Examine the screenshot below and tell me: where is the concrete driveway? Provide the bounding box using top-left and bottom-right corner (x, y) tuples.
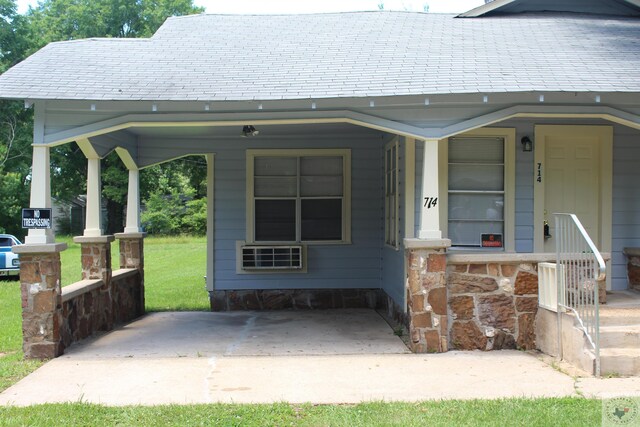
(1, 309), (639, 406)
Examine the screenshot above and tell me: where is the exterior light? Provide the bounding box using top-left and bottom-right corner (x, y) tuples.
(521, 136), (533, 152)
(242, 125), (259, 137)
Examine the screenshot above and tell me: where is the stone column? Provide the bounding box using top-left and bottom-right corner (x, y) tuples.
(115, 232), (146, 316)
(13, 243), (67, 359)
(73, 235), (115, 330)
(404, 238), (451, 353)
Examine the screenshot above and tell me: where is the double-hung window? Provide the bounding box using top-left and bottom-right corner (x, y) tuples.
(247, 149), (351, 244)
(448, 136), (506, 248)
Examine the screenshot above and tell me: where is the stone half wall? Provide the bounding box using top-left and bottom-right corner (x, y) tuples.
(60, 270), (144, 350)
(16, 234), (146, 359)
(447, 261), (539, 351)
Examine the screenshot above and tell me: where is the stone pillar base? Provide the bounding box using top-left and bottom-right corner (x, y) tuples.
(74, 235), (115, 330)
(13, 243), (67, 359)
(623, 248), (640, 292)
(115, 232), (146, 316)
(404, 238), (451, 353)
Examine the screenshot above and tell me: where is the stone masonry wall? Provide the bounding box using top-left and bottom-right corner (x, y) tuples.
(210, 289), (379, 311)
(61, 271), (143, 350)
(406, 248), (448, 353)
(624, 248), (640, 292)
(18, 251), (64, 359)
(448, 262), (539, 351)
(111, 271), (144, 323)
(19, 235), (145, 359)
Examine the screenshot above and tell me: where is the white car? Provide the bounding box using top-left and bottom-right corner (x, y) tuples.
(0, 234), (21, 277)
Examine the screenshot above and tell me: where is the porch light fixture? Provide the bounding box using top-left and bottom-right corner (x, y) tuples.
(242, 125), (259, 137)
(521, 136), (533, 152)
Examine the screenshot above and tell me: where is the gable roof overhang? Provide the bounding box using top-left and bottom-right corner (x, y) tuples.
(459, 0), (640, 17)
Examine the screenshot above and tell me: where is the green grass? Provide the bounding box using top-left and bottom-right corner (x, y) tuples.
(0, 398), (602, 426)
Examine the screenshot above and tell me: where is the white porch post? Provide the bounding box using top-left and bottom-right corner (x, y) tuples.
(418, 139), (443, 239)
(206, 154), (215, 292)
(124, 168), (141, 233)
(84, 157), (103, 237)
(25, 145), (55, 244)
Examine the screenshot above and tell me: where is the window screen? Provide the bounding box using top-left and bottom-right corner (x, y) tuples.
(448, 137), (505, 247)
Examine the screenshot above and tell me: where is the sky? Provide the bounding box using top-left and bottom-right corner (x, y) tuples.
(15, 0), (487, 15)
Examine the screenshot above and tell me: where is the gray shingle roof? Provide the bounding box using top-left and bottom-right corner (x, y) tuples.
(0, 11), (639, 101)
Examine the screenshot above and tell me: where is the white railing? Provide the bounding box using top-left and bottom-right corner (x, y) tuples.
(554, 213), (606, 377)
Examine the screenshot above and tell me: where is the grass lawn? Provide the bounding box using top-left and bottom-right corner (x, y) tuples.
(0, 398), (602, 426)
(0, 236), (606, 425)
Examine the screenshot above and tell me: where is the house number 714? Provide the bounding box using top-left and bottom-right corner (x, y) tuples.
(537, 163), (542, 183)
(424, 197), (438, 208)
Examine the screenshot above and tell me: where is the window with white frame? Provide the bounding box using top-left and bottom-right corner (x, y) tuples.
(448, 137), (506, 248)
(247, 150), (351, 243)
(385, 140), (399, 248)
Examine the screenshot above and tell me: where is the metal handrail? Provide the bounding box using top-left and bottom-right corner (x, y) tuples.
(554, 213), (605, 376)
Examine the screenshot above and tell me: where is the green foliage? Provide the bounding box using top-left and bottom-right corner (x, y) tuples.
(182, 197), (207, 235)
(141, 191), (206, 236)
(51, 142), (87, 203)
(0, 99), (33, 239)
(25, 0), (204, 50)
(0, 171), (27, 236)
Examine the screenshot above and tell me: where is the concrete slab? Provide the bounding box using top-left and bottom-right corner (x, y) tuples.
(577, 376), (640, 399)
(62, 309), (410, 358)
(1, 309), (639, 406)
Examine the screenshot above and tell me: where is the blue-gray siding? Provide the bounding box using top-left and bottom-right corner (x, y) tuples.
(382, 138), (409, 308)
(612, 124), (640, 290)
(213, 130), (388, 292)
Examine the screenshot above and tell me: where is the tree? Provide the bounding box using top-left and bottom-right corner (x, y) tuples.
(25, 0), (204, 51)
(0, 0), (32, 238)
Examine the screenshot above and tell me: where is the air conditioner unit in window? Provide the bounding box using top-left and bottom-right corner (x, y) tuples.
(241, 245), (303, 270)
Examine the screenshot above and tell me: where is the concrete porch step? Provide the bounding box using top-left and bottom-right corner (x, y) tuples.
(599, 308), (640, 326)
(600, 348), (640, 377)
(599, 325), (640, 348)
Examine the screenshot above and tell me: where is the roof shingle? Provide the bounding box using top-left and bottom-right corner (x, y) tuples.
(0, 11), (639, 101)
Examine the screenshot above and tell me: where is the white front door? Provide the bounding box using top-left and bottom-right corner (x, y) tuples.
(534, 125), (612, 256)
